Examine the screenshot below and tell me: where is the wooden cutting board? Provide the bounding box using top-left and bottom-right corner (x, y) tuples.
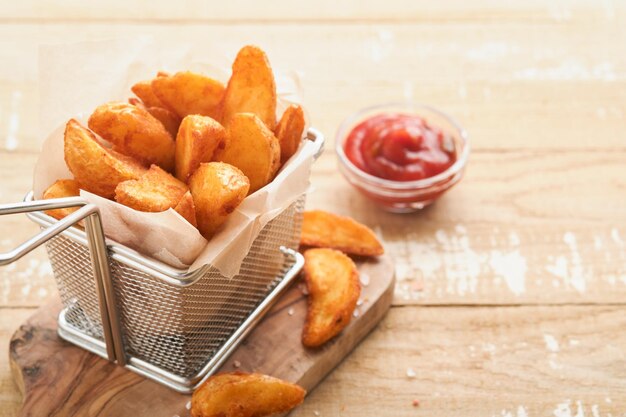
(9, 255), (394, 417)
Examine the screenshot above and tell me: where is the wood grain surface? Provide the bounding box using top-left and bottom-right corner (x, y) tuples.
(0, 1), (625, 416)
(9, 257), (394, 417)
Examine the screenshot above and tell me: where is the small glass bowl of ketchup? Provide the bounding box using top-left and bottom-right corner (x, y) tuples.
(335, 103), (469, 213)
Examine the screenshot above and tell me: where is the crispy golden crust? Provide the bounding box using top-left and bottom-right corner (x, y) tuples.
(146, 106), (181, 138)
(115, 164), (188, 213)
(175, 115), (226, 183)
(216, 113), (280, 194)
(174, 191), (198, 227)
(300, 210), (384, 256)
(275, 104), (305, 164)
(188, 162), (250, 239)
(64, 119), (147, 199)
(151, 71), (224, 120)
(220, 45), (277, 129)
(302, 248), (361, 347)
(131, 79), (165, 108)
(42, 179), (81, 220)
(191, 372), (305, 417)
(88, 101), (176, 171)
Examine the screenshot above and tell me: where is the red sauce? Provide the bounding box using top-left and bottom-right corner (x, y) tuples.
(344, 113), (456, 181)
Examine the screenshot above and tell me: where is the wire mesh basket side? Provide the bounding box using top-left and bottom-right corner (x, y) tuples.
(45, 234), (104, 339)
(110, 196), (306, 378)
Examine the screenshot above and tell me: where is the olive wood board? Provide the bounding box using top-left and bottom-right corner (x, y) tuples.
(9, 255), (394, 417)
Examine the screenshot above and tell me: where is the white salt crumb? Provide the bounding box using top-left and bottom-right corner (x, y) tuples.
(360, 273), (370, 287)
(592, 404), (600, 417)
(356, 299), (363, 306)
(233, 360), (241, 368)
(298, 282), (309, 295)
(543, 334), (560, 352)
(605, 397), (612, 403)
(569, 339), (580, 346)
(353, 310), (359, 318)
(173, 414), (180, 417)
(186, 400), (191, 409)
(288, 308), (294, 316)
(406, 367), (416, 378)
(314, 411), (320, 416)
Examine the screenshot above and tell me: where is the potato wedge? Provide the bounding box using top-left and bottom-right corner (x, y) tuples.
(188, 162), (249, 239)
(275, 104), (305, 164)
(221, 45), (277, 129)
(175, 115), (226, 182)
(174, 191), (197, 227)
(88, 101), (176, 171)
(64, 119), (146, 199)
(131, 79), (164, 108)
(151, 71), (224, 120)
(191, 372), (305, 417)
(115, 164), (188, 213)
(302, 248), (360, 347)
(146, 106), (181, 138)
(42, 179), (80, 220)
(216, 113), (280, 194)
(301, 210), (384, 256)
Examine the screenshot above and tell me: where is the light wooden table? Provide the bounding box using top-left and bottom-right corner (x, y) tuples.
(1, 1), (626, 416)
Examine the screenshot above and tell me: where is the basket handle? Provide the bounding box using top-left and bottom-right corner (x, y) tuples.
(306, 127), (325, 161)
(0, 197), (126, 365)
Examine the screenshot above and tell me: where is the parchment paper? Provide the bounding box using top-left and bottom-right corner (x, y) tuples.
(33, 38), (316, 277)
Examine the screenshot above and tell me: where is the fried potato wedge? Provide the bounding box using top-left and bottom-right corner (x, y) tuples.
(42, 179), (81, 220)
(221, 45), (277, 129)
(151, 71), (224, 120)
(115, 164), (188, 213)
(302, 248), (360, 347)
(146, 106), (181, 138)
(131, 79), (164, 108)
(188, 162), (249, 239)
(275, 104), (305, 164)
(174, 191), (197, 227)
(301, 210), (384, 256)
(216, 112), (280, 194)
(64, 119), (147, 199)
(88, 101), (176, 171)
(175, 115), (225, 182)
(191, 372), (305, 417)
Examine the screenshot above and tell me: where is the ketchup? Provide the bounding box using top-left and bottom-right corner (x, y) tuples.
(344, 113), (456, 182)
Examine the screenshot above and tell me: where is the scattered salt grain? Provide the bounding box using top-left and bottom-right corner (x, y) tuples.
(406, 368), (416, 379)
(314, 411), (320, 416)
(185, 401), (191, 410)
(357, 299), (364, 306)
(233, 360), (241, 368)
(288, 308), (294, 316)
(353, 310), (359, 318)
(298, 282), (309, 295)
(360, 273), (370, 287)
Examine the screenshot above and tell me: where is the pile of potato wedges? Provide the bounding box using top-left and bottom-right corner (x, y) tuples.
(43, 45), (305, 240)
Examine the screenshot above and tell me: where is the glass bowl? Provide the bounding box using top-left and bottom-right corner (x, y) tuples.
(335, 103), (469, 213)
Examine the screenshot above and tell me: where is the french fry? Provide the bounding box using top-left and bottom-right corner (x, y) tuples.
(131, 79), (164, 108)
(115, 164), (188, 213)
(173, 191), (197, 227)
(191, 372), (305, 417)
(88, 101), (176, 171)
(302, 248), (361, 347)
(175, 115), (225, 182)
(216, 112), (280, 194)
(64, 119), (146, 199)
(221, 45), (277, 129)
(151, 71), (224, 120)
(188, 162), (250, 239)
(275, 104), (305, 164)
(300, 210), (384, 256)
(42, 179), (80, 220)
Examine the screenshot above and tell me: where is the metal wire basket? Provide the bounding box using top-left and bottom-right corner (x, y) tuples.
(0, 129), (324, 393)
